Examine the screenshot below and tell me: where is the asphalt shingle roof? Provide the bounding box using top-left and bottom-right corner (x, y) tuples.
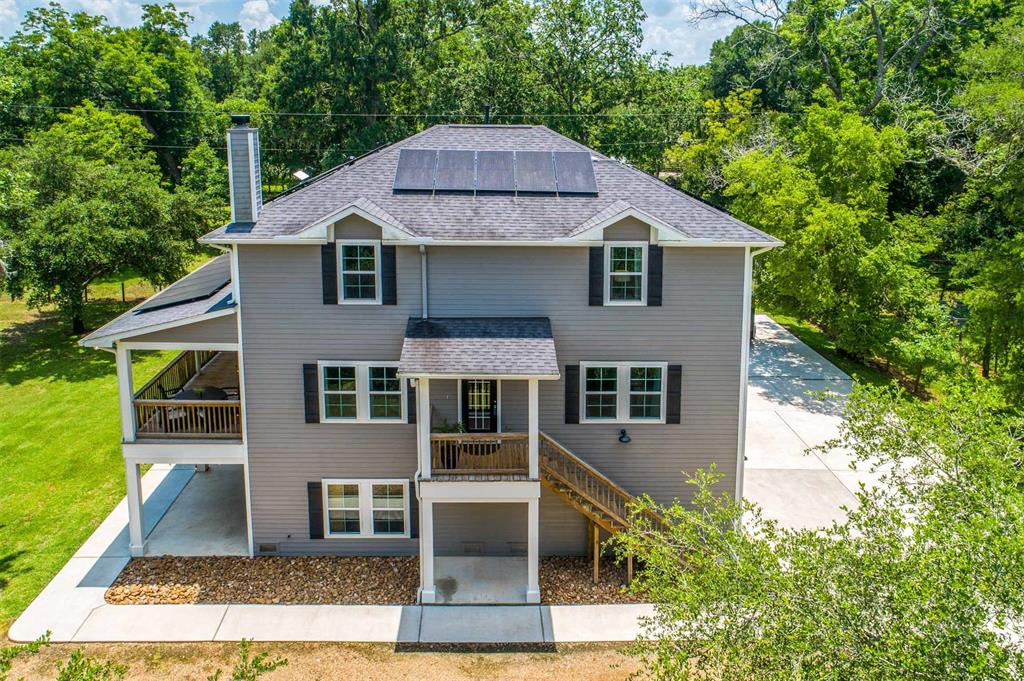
(399, 317), (559, 377)
(80, 255), (236, 347)
(203, 125), (778, 245)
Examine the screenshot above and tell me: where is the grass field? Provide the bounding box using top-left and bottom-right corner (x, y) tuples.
(0, 281), (172, 636)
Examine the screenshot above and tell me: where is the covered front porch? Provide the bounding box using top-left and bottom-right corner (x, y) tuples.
(399, 316), (561, 604)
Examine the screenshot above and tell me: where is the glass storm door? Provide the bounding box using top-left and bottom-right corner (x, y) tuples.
(462, 379), (498, 433)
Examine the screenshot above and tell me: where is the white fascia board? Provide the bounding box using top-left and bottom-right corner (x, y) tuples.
(79, 308), (237, 349)
(203, 236), (784, 248)
(118, 341), (239, 351)
(419, 480), (540, 501)
(123, 442), (245, 465)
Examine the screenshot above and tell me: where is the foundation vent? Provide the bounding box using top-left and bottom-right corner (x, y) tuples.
(257, 543), (279, 555)
(461, 541), (484, 556)
(508, 542), (527, 556)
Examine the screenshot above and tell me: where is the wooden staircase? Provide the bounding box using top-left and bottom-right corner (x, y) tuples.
(539, 432), (656, 582)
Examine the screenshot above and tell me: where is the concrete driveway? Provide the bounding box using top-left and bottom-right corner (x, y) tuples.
(744, 315), (871, 529)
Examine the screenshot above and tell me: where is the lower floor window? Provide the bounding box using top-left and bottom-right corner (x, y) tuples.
(322, 479), (409, 538)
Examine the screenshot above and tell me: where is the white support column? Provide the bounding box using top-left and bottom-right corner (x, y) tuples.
(115, 344), (135, 442)
(417, 378), (432, 478)
(526, 497), (540, 603)
(124, 459), (146, 556)
(419, 499), (436, 603)
(528, 379), (539, 479)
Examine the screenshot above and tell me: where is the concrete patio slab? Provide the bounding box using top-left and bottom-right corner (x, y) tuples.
(147, 465), (248, 556)
(547, 604), (656, 642)
(433, 556), (528, 604)
(418, 606), (545, 643)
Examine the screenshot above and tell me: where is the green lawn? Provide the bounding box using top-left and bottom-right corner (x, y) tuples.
(0, 290), (171, 635)
(761, 308), (896, 389)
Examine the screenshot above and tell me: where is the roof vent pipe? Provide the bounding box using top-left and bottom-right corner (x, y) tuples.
(226, 114), (263, 225)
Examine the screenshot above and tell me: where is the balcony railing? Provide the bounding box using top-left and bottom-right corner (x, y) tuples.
(430, 433), (529, 475)
(131, 350), (241, 440)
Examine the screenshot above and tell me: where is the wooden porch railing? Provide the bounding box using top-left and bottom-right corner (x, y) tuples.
(133, 399), (241, 439)
(538, 433), (633, 528)
(430, 433), (529, 475)
(133, 350), (217, 401)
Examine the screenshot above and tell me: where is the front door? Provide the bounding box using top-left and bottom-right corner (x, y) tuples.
(461, 379), (498, 433)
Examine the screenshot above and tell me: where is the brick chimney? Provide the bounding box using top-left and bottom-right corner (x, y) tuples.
(226, 114), (262, 225)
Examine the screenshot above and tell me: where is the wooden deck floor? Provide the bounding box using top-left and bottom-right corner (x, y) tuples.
(186, 352), (239, 392)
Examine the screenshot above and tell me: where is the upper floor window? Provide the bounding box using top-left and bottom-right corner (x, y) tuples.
(338, 240), (381, 304)
(318, 361), (405, 423)
(580, 362), (666, 423)
(604, 242), (647, 305)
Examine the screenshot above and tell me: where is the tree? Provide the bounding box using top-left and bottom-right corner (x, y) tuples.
(1, 103), (207, 333)
(614, 379), (1024, 679)
(193, 22), (250, 101)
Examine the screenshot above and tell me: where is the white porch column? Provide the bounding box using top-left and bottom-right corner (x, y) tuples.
(527, 379), (539, 479)
(419, 499), (436, 603)
(115, 344), (135, 442)
(526, 497), (540, 603)
(417, 378), (431, 478)
(124, 459), (146, 556)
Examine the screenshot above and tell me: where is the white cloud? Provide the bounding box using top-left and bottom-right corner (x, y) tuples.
(0, 0), (20, 37)
(78, 0), (144, 27)
(239, 0), (278, 31)
(642, 0), (740, 65)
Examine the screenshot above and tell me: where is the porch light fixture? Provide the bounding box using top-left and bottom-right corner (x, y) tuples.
(618, 429), (631, 444)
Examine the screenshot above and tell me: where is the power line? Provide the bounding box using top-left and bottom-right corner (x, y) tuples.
(0, 101), (795, 119)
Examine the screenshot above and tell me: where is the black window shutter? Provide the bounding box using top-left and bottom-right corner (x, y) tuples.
(667, 364), (682, 424)
(302, 363), (320, 423)
(564, 364), (580, 424)
(408, 489), (419, 539)
(321, 243), (338, 305)
(381, 245), (397, 305)
(307, 481), (324, 539)
(648, 245), (663, 307)
(588, 247), (604, 306)
(407, 384), (417, 424)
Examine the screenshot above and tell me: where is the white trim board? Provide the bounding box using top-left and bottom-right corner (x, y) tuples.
(419, 480), (540, 501)
(122, 442), (245, 464)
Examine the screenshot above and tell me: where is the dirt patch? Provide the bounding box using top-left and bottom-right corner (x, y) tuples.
(6, 641), (636, 681)
(106, 556), (419, 605)
(106, 556), (643, 606)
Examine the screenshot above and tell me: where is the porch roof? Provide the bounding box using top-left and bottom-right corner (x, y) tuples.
(398, 317), (560, 379)
(80, 255), (236, 348)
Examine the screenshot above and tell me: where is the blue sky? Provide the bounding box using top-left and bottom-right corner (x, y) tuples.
(0, 0), (738, 66)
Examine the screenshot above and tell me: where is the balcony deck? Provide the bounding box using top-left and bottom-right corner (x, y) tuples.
(429, 432), (530, 478)
(133, 351), (241, 441)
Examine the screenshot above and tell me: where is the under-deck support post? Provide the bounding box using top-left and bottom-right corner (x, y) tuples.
(526, 497), (540, 603)
(592, 522), (600, 584)
(125, 459), (146, 556)
(419, 499), (435, 603)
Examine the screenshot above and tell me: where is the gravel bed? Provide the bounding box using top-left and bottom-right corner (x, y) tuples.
(106, 555), (643, 606)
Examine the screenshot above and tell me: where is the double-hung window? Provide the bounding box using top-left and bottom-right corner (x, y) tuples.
(322, 479), (409, 538)
(338, 240), (381, 304)
(318, 361), (405, 423)
(580, 362), (667, 423)
(604, 242), (647, 305)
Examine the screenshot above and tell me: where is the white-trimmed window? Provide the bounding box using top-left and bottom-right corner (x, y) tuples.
(338, 240), (381, 304)
(322, 479), (410, 538)
(580, 362), (667, 423)
(604, 242), (647, 305)
(318, 361), (405, 423)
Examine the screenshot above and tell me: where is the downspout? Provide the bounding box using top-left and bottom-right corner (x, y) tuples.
(419, 245), (428, 319)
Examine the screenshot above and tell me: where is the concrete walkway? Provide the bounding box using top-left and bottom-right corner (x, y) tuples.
(11, 314), (861, 643)
(744, 314), (872, 529)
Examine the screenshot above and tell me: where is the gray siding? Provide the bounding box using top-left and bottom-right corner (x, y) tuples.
(433, 503), (526, 556)
(126, 313), (238, 345)
(228, 129), (256, 223)
(239, 236), (744, 554)
(603, 216), (651, 241)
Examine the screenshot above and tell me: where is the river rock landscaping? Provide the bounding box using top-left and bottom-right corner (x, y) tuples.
(105, 556), (642, 605)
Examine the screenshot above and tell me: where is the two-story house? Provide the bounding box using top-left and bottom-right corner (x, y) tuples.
(82, 117), (781, 604)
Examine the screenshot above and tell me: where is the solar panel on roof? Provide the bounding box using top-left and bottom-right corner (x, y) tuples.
(434, 150), (476, 191)
(136, 255), (231, 313)
(393, 148), (437, 191)
(514, 151), (557, 193)
(553, 151), (598, 194)
(476, 150), (515, 192)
